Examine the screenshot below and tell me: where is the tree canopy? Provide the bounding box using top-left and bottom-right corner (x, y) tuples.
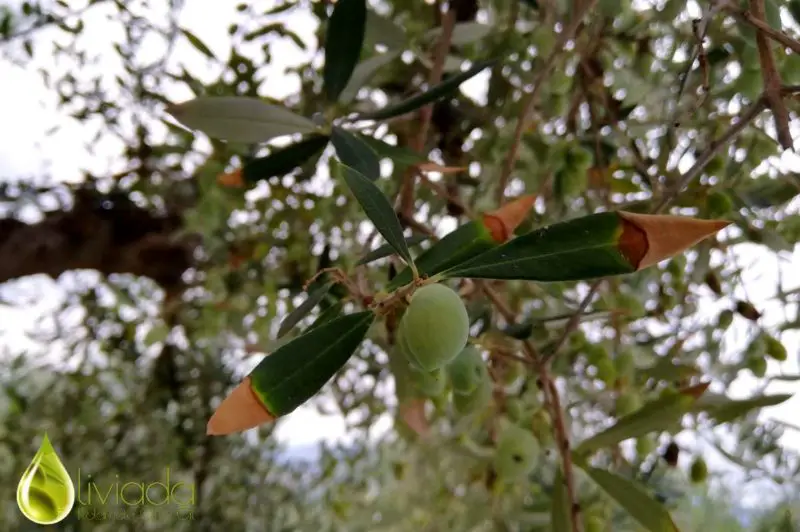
(1, 0), (800, 531)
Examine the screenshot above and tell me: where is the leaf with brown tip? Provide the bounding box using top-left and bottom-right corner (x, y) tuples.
(617, 212), (730, 270)
(481, 194), (537, 243)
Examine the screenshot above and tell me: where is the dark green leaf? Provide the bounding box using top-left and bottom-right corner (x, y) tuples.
(388, 220), (494, 289)
(307, 301), (344, 332)
(357, 59), (496, 121)
(331, 126), (381, 181)
(356, 235), (429, 265)
(443, 212), (635, 282)
(250, 311), (375, 416)
(335, 162), (415, 268)
(324, 0), (367, 101)
(242, 135), (330, 183)
(356, 135), (427, 165)
(582, 467), (678, 532)
(180, 28), (215, 59)
(696, 393), (792, 423)
(550, 468), (571, 532)
(737, 175), (800, 208)
(575, 393), (695, 456)
(277, 283), (332, 339)
(502, 320), (534, 339)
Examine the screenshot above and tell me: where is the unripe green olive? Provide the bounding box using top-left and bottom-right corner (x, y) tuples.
(453, 375), (493, 416)
(584, 515), (606, 532)
(746, 355), (767, 378)
(706, 191), (733, 217)
(550, 70), (572, 95)
(616, 392), (641, 417)
(447, 345), (488, 395)
(716, 309), (734, 330)
(400, 283), (469, 372)
(493, 423), (540, 481)
(555, 167), (588, 199)
(531, 27), (556, 57)
(408, 364), (446, 397)
(505, 397), (527, 423)
(764, 335), (787, 361)
(690, 457), (708, 483)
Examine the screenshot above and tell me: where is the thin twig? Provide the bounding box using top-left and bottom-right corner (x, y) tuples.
(654, 96), (767, 213)
(543, 281), (602, 362)
(399, 8), (456, 217)
(495, 0), (599, 204)
(749, 0), (793, 150)
(728, 6), (800, 55)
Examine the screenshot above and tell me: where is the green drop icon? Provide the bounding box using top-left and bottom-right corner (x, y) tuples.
(16, 433), (75, 525)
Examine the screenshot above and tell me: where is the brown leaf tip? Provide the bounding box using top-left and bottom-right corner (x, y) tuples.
(207, 377), (275, 436)
(218, 168), (244, 188)
(482, 194), (537, 243)
(617, 212), (731, 270)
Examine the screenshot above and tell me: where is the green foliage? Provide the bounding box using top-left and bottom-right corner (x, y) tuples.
(2, 0), (800, 530)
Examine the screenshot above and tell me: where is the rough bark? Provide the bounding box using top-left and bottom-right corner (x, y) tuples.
(0, 188), (194, 291)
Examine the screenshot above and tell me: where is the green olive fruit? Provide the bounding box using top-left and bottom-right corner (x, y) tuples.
(447, 345), (488, 395)
(584, 515), (606, 532)
(400, 283), (469, 372)
(706, 191), (733, 217)
(764, 335), (788, 361)
(746, 355), (768, 378)
(636, 436), (656, 458)
(493, 424), (540, 481)
(615, 392), (641, 417)
(531, 408), (553, 445)
(550, 70), (572, 95)
(690, 457), (708, 483)
(409, 365), (446, 397)
(531, 27), (556, 57)
(505, 397), (527, 423)
(594, 358), (617, 385)
(716, 309), (734, 330)
(453, 376), (493, 416)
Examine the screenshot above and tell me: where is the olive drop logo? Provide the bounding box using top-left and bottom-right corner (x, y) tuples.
(16, 433), (76, 525)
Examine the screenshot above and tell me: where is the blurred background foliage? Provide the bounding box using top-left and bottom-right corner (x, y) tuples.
(1, 0), (800, 530)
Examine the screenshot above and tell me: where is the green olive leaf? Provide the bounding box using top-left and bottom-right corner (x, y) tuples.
(334, 161), (415, 269)
(242, 135), (330, 184)
(324, 0), (367, 102)
(166, 96), (319, 143)
(581, 467), (679, 532)
(331, 126), (381, 181)
(277, 283), (332, 339)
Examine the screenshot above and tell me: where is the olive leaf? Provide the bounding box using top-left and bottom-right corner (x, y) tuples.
(582, 467), (679, 532)
(334, 161), (415, 269)
(339, 51), (401, 104)
(550, 468), (571, 532)
(242, 135), (330, 184)
(331, 126), (381, 181)
(180, 28), (215, 59)
(423, 22), (492, 46)
(277, 283), (332, 339)
(166, 96), (319, 143)
(324, 0), (367, 101)
(357, 235), (429, 265)
(357, 59), (496, 121)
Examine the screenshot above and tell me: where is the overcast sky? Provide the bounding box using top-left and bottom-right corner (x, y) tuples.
(1, 1), (799, 504)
